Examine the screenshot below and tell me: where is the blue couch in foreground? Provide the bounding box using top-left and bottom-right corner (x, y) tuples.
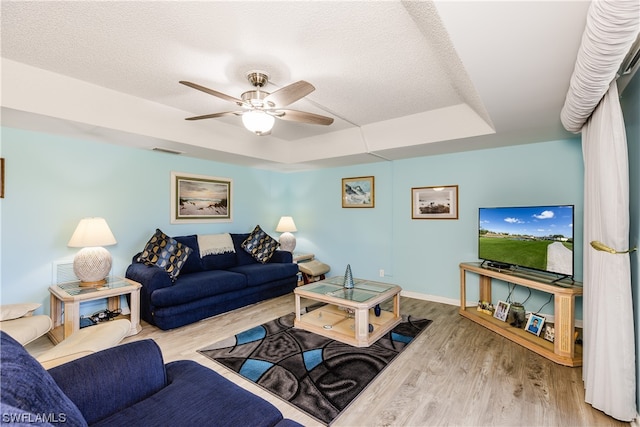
(126, 232), (299, 330)
(0, 332), (302, 427)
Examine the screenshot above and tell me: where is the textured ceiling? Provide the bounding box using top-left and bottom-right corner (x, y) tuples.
(1, 1), (591, 171)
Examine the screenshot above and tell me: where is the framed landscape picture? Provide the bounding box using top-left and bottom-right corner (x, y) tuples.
(411, 185), (458, 219)
(342, 176), (374, 208)
(171, 172), (232, 223)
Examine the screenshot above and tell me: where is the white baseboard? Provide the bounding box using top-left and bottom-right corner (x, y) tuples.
(400, 290), (460, 307)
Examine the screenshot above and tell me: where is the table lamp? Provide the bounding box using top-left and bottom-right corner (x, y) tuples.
(68, 217), (117, 286)
(275, 216), (297, 253)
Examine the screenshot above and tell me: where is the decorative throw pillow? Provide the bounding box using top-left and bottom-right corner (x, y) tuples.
(137, 229), (192, 281)
(241, 225), (280, 264)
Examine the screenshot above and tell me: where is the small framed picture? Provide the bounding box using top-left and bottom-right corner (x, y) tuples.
(493, 300), (510, 322)
(543, 324), (555, 343)
(342, 176), (374, 208)
(525, 314), (545, 336)
(411, 185), (458, 219)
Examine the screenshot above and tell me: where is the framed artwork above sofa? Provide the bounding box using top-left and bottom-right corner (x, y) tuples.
(171, 171), (232, 223)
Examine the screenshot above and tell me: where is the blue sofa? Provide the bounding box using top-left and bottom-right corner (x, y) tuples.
(0, 331), (301, 427)
(126, 233), (299, 330)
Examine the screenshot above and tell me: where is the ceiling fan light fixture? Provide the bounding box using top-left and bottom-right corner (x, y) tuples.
(181, 71), (333, 132)
(242, 110), (275, 135)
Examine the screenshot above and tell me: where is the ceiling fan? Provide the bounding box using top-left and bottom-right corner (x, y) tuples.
(180, 71), (334, 136)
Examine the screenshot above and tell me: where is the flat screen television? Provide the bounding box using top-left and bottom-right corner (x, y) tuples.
(478, 205), (574, 278)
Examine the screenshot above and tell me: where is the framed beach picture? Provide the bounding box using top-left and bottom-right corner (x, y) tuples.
(525, 314), (545, 337)
(171, 172), (232, 223)
(411, 185), (458, 219)
(342, 176), (374, 208)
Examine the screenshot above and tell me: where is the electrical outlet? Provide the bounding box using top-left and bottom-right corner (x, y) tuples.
(379, 269), (384, 277)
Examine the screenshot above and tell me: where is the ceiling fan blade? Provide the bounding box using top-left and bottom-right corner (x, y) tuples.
(273, 109), (334, 126)
(264, 81), (315, 108)
(179, 81), (244, 106)
(185, 111), (243, 121)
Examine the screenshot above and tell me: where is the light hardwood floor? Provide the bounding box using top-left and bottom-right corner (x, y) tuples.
(27, 295), (629, 427)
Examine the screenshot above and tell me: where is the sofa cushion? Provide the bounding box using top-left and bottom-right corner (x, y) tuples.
(91, 360), (285, 427)
(0, 314), (53, 346)
(241, 225), (279, 264)
(138, 229), (193, 281)
(49, 340), (167, 426)
(228, 262), (300, 287)
(0, 331), (88, 427)
(230, 233), (257, 266)
(170, 234), (237, 271)
(150, 270), (247, 307)
(172, 235), (203, 274)
(37, 319), (131, 370)
(0, 303), (41, 321)
(201, 252), (237, 271)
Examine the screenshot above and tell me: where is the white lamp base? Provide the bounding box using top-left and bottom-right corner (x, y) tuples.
(279, 232), (296, 253)
(73, 246), (112, 287)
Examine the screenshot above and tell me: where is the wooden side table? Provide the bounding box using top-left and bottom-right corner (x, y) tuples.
(48, 277), (142, 344)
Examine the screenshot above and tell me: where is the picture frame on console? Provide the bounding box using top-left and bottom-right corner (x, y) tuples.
(342, 176), (374, 208)
(171, 171), (232, 223)
(493, 300), (510, 322)
(543, 324), (555, 342)
(525, 314), (545, 336)
(411, 185), (458, 219)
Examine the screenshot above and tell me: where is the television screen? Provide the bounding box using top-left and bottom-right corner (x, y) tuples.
(478, 205), (574, 277)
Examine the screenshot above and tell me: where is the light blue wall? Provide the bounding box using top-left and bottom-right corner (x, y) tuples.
(0, 128), (284, 312)
(621, 72), (639, 414)
(288, 139), (584, 314)
(0, 127), (584, 320)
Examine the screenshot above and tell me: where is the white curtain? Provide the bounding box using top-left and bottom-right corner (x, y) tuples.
(560, 0), (639, 421)
(582, 81), (635, 421)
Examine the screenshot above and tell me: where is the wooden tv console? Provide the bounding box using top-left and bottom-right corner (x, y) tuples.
(459, 262), (583, 367)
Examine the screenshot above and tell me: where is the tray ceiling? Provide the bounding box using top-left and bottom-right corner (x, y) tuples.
(1, 1), (591, 171)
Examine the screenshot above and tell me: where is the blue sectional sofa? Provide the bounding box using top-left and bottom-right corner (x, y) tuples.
(0, 331), (302, 427)
(125, 232), (299, 330)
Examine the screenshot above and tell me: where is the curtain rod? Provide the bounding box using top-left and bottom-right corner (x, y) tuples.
(617, 33), (640, 78)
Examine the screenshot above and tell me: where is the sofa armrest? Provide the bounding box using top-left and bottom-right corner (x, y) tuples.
(48, 339), (167, 425)
(269, 251), (293, 264)
(125, 262), (172, 293)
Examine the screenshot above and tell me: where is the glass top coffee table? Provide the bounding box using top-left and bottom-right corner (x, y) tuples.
(294, 276), (402, 347)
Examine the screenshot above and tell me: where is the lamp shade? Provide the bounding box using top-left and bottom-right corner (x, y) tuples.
(276, 216), (297, 253)
(276, 216), (297, 233)
(68, 217), (117, 248)
(68, 218), (116, 286)
(242, 111), (275, 135)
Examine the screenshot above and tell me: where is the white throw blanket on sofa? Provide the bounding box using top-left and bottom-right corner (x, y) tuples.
(197, 233), (235, 257)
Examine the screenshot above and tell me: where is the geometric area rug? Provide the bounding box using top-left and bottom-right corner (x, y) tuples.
(198, 312), (431, 425)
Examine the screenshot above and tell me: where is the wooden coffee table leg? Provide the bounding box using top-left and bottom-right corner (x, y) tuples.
(295, 293), (301, 322)
(354, 308), (368, 345)
(393, 293), (400, 317)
